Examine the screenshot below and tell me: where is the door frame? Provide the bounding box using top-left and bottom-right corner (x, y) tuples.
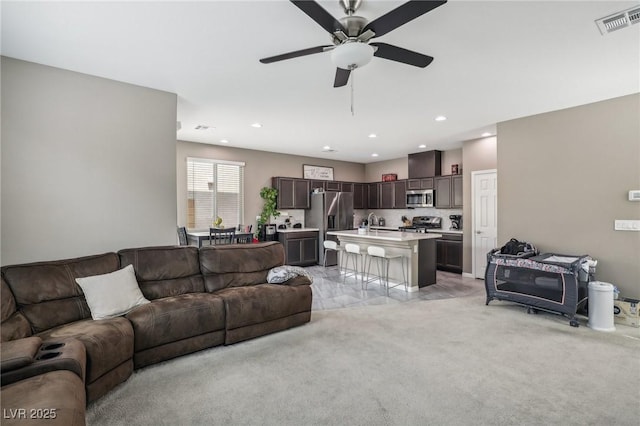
(471, 169), (498, 279)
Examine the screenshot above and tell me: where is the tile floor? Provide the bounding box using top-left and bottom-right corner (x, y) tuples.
(306, 264), (485, 311)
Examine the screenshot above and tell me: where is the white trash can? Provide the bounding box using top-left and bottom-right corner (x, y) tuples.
(588, 281), (616, 332)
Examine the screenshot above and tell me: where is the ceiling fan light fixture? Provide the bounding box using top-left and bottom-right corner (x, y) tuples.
(331, 42), (374, 70)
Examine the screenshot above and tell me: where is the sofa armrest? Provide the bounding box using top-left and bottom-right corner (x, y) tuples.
(281, 275), (313, 286)
(1, 338), (86, 386)
(1, 337), (42, 372)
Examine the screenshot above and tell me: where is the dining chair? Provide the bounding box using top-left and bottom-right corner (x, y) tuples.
(177, 226), (188, 246)
(235, 224), (253, 244)
(209, 227), (236, 245)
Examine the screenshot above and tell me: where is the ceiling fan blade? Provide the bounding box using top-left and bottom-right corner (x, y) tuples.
(370, 42), (433, 68)
(290, 0), (346, 35)
(260, 45), (333, 64)
(334, 68), (351, 88)
(363, 1), (447, 38)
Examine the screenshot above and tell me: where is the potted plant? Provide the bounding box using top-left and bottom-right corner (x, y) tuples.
(257, 187), (280, 240)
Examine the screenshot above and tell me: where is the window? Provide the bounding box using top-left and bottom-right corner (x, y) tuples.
(187, 157), (244, 229)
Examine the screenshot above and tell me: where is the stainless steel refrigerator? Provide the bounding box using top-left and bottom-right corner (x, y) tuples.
(305, 192), (354, 266)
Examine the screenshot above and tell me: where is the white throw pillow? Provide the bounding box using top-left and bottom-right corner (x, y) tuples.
(75, 264), (150, 320)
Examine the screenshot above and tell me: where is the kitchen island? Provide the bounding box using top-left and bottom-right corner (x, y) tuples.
(327, 229), (442, 292)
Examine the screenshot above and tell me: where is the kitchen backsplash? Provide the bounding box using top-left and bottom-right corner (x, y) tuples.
(272, 210), (305, 228)
(355, 208), (464, 230)
(269, 208), (463, 231)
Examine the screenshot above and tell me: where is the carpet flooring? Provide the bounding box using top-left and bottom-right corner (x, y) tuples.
(86, 295), (639, 425)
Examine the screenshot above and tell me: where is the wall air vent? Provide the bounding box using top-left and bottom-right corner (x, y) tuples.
(195, 125), (214, 131)
(596, 6), (640, 35)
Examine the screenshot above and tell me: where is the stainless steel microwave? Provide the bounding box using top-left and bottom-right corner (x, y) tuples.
(406, 189), (434, 208)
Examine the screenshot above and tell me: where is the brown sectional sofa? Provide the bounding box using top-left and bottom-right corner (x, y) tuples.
(1, 242), (312, 425)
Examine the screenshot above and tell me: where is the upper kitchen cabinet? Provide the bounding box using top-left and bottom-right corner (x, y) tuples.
(380, 182), (395, 209)
(309, 180), (325, 192)
(379, 180), (407, 209)
(367, 182), (380, 209)
(340, 182), (353, 193)
(406, 178), (434, 190)
(394, 180), (407, 208)
(408, 150), (441, 179)
(325, 181), (341, 191)
(272, 177), (310, 209)
(434, 175), (463, 209)
(352, 183), (367, 209)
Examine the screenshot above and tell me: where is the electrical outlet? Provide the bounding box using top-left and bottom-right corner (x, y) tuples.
(614, 220), (640, 231)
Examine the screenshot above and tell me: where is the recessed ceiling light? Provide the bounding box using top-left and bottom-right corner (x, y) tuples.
(323, 145), (331, 150)
(251, 123), (262, 128)
(371, 153), (379, 157)
(220, 139), (229, 144)
(368, 133), (377, 138)
(481, 132), (492, 137)
(418, 144), (426, 149)
(435, 116), (447, 122)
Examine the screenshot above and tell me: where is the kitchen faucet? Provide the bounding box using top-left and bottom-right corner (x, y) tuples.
(367, 212), (378, 232)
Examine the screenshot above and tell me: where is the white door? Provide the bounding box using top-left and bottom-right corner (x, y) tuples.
(472, 170), (498, 278)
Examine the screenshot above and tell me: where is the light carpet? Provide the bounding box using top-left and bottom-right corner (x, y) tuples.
(87, 295), (640, 425)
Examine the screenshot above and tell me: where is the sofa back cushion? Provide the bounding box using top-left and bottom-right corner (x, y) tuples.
(199, 242), (285, 292)
(1, 278), (32, 342)
(118, 246), (204, 300)
(1, 253), (119, 334)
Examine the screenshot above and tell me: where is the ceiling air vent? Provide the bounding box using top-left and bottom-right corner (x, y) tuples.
(596, 6), (640, 35)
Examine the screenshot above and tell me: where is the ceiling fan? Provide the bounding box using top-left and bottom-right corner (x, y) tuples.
(259, 0), (447, 88)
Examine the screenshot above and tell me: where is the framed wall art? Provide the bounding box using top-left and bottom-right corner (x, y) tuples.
(303, 164), (334, 181)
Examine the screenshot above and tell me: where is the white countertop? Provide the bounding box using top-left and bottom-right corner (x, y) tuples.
(328, 229), (441, 242)
(276, 228), (319, 233)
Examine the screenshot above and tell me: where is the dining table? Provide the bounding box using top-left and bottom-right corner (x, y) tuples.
(186, 230), (254, 248)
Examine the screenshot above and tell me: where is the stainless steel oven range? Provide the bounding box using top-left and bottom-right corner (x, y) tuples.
(398, 216), (442, 233)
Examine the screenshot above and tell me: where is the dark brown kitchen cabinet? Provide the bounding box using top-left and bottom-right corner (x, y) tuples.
(408, 150), (441, 178)
(380, 182), (395, 209)
(407, 178), (434, 190)
(272, 177), (310, 209)
(452, 175), (463, 208)
(394, 181), (406, 208)
(434, 175), (463, 209)
(278, 231), (318, 266)
(353, 183), (367, 209)
(340, 182), (353, 193)
(325, 181), (341, 191)
(367, 183), (380, 209)
(436, 233), (462, 273)
(434, 176), (451, 209)
(309, 180), (325, 192)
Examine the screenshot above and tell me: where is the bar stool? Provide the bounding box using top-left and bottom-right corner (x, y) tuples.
(342, 243), (365, 284)
(364, 245), (408, 295)
(323, 240), (343, 273)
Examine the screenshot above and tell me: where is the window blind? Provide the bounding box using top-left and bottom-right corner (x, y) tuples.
(187, 157), (245, 230)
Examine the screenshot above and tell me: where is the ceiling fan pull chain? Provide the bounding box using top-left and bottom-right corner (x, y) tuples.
(350, 71), (355, 116)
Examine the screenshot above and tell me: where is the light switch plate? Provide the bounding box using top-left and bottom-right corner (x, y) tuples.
(614, 220), (640, 231)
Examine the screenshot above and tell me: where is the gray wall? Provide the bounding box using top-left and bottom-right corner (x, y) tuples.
(176, 141), (365, 230)
(1, 57), (178, 265)
(462, 137), (497, 274)
(497, 94), (640, 298)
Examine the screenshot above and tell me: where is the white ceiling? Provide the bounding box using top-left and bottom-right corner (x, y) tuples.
(2, 1), (639, 163)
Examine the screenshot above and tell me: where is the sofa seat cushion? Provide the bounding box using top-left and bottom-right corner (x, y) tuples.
(125, 293), (225, 352)
(216, 284), (312, 330)
(36, 317), (133, 385)
(1, 370), (86, 426)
